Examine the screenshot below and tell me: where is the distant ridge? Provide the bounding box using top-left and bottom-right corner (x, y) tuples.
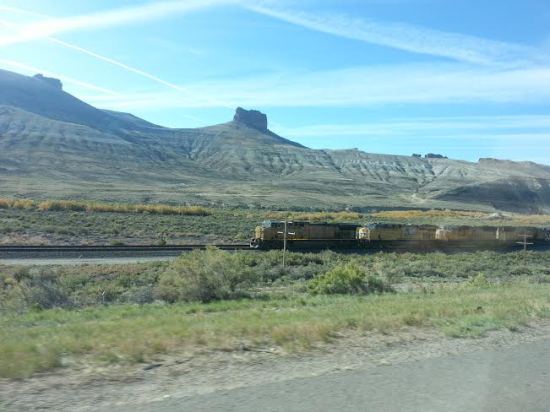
(0, 68), (549, 213)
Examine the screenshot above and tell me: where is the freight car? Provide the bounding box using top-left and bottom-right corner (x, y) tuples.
(250, 220), (550, 251)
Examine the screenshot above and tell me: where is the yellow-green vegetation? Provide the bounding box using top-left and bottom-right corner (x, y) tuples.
(1, 202), (548, 245)
(0, 198), (34, 209)
(0, 197), (210, 216)
(1, 250), (549, 379)
(2, 250), (549, 310)
(1, 282), (548, 379)
(309, 263), (393, 295)
(371, 209), (550, 227)
(266, 210), (364, 222)
(371, 210), (487, 220)
(156, 249), (255, 303)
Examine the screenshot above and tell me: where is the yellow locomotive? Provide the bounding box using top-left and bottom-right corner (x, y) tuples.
(250, 220), (550, 251)
(250, 220), (359, 249)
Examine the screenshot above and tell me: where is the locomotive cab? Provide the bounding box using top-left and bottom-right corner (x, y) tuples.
(250, 220), (362, 250)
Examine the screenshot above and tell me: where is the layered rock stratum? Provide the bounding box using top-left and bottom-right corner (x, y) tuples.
(0, 68), (549, 212)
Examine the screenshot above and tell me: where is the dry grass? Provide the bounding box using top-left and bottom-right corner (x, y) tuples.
(0, 198), (210, 216)
(371, 209), (550, 227)
(0, 198), (34, 209)
(371, 210), (489, 220)
(507, 214), (550, 226)
(265, 211), (364, 222)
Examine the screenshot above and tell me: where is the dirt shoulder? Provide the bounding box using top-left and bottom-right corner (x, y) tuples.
(2, 320), (549, 411)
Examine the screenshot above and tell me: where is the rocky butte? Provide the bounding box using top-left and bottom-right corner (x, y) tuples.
(33, 74), (63, 90)
(233, 107), (268, 131)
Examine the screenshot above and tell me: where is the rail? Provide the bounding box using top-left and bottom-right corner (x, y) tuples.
(0, 244), (250, 251)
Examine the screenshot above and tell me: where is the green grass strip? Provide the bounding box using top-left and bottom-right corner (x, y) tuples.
(1, 282), (549, 379)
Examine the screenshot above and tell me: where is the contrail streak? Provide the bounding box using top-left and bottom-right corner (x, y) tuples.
(47, 39), (231, 108)
(49, 38), (189, 93)
(0, 14), (231, 108)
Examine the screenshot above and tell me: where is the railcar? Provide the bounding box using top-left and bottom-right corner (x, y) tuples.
(535, 227), (550, 242)
(358, 223), (437, 241)
(355, 223), (439, 251)
(250, 220), (550, 251)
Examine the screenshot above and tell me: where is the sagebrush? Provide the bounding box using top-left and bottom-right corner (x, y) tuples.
(1, 250), (549, 313)
(309, 263), (392, 295)
(155, 248), (255, 302)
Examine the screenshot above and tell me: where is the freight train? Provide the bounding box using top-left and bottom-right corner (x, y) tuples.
(250, 220), (550, 251)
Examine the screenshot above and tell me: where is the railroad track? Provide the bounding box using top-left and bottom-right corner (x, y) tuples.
(0, 244), (252, 259)
(1, 243), (547, 260)
(0, 244), (250, 252)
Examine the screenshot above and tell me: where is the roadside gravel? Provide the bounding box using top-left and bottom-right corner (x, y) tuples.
(1, 320), (549, 411)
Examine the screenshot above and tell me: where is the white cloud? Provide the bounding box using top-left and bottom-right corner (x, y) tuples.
(80, 64), (550, 109)
(245, 3), (541, 66)
(273, 115), (550, 138)
(0, 0), (234, 47)
(1, 1), (544, 68)
(0, 16), (229, 107)
(271, 115), (550, 165)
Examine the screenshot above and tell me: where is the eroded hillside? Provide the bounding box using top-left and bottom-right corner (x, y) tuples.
(1, 69), (549, 212)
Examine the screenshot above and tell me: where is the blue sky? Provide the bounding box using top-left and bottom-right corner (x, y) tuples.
(1, 0), (549, 164)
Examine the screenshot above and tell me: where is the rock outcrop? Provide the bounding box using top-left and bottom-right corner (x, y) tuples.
(33, 74), (63, 90)
(233, 107), (268, 131)
(425, 153), (448, 159)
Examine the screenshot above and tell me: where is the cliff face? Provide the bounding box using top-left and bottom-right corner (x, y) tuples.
(0, 68), (549, 212)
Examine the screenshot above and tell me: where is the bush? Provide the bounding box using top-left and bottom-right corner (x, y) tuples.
(0, 263), (166, 312)
(467, 272), (490, 287)
(309, 263), (392, 295)
(155, 248), (255, 303)
(0, 267), (72, 311)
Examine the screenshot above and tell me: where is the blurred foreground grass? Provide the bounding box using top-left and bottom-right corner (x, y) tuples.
(1, 281), (548, 379)
(1, 247), (549, 380)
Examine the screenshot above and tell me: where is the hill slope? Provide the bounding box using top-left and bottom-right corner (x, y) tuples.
(0, 69), (549, 212)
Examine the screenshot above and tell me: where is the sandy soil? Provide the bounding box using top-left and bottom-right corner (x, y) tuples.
(1, 321), (549, 411)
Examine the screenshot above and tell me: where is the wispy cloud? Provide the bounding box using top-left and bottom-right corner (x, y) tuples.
(0, 5), (35, 15)
(48, 37), (231, 108)
(48, 37), (187, 94)
(3, 2), (550, 118)
(271, 114), (550, 165)
(1, 1), (543, 67)
(80, 63), (550, 109)
(0, 0), (233, 47)
(273, 115), (550, 139)
(0, 15), (230, 107)
(245, 3), (540, 66)
(146, 37), (206, 56)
